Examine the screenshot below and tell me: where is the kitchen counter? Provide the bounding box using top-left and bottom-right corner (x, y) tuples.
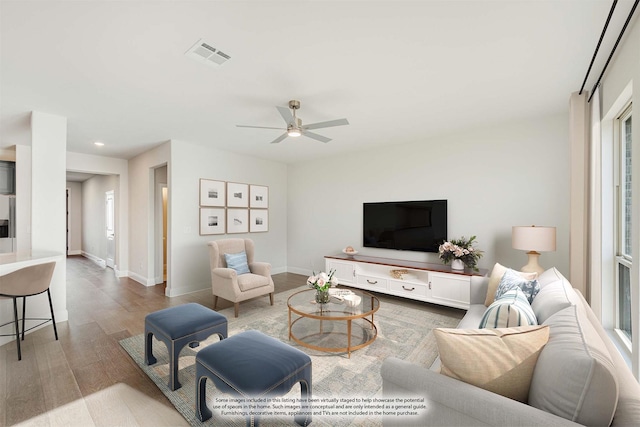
(0, 250), (63, 273)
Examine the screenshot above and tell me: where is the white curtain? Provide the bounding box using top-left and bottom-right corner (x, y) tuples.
(589, 86), (602, 317)
(569, 91), (590, 299)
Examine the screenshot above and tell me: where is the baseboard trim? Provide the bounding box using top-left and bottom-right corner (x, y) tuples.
(82, 251), (106, 268)
(67, 250), (82, 256)
(271, 266), (287, 275)
(287, 266), (312, 277)
(128, 271), (155, 287)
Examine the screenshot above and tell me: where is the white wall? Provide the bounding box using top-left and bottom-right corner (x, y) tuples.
(66, 181), (82, 255)
(287, 113), (570, 277)
(128, 142), (170, 286)
(81, 174), (118, 264)
(167, 139), (288, 296)
(601, 16), (639, 115)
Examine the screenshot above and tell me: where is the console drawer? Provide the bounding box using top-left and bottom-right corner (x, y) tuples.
(389, 280), (428, 298)
(357, 274), (387, 290)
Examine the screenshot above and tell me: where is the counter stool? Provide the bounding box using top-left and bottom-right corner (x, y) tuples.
(0, 262), (57, 361)
(195, 329), (312, 427)
(145, 302), (227, 391)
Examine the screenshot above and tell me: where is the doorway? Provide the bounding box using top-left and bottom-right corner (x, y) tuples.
(154, 165), (168, 285)
(162, 186), (167, 281)
(105, 190), (115, 269)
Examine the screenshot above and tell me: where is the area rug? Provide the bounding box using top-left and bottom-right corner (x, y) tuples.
(120, 287), (463, 426)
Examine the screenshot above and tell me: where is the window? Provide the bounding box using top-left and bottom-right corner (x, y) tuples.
(616, 104), (632, 343)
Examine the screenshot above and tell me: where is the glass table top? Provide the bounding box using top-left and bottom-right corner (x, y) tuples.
(287, 288), (379, 319)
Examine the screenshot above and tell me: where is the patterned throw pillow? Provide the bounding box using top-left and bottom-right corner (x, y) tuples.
(224, 251), (251, 275)
(479, 287), (538, 328)
(495, 268), (540, 304)
(484, 263), (538, 306)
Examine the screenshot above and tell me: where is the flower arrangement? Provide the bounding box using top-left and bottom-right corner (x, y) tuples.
(307, 269), (338, 292)
(438, 236), (483, 271)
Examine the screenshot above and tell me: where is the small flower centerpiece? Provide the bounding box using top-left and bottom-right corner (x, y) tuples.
(307, 269), (338, 304)
(439, 236), (483, 271)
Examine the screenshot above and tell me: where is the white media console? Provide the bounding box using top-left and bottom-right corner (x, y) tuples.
(325, 254), (488, 310)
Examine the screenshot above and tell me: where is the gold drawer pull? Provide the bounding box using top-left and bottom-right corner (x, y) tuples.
(402, 286), (415, 291)
(367, 279), (378, 284)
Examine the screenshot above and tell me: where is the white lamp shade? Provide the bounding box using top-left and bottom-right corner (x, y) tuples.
(512, 226), (556, 252)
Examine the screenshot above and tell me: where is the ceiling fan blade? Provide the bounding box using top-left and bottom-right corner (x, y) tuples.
(276, 106), (294, 125)
(302, 130), (331, 143)
(236, 124), (286, 130)
(270, 133), (289, 144)
(302, 118), (349, 130)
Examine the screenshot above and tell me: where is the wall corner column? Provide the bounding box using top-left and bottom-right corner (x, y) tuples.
(30, 111), (68, 322)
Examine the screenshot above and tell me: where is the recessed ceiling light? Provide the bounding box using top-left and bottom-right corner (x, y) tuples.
(94, 141), (104, 146)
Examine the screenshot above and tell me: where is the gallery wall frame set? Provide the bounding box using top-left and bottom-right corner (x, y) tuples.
(199, 179), (269, 235)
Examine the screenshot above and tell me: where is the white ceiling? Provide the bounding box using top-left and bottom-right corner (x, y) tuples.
(1, 1), (637, 164)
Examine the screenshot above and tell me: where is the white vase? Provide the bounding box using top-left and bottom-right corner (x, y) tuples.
(451, 259), (465, 270)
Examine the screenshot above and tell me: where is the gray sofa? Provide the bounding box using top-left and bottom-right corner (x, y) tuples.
(381, 267), (640, 426)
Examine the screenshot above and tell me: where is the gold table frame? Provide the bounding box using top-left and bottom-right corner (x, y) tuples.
(287, 289), (380, 358)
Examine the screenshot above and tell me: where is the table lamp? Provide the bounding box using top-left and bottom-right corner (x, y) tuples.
(512, 225), (556, 275)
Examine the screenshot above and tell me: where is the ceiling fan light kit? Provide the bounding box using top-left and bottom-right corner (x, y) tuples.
(236, 100), (349, 144)
(287, 127), (301, 137)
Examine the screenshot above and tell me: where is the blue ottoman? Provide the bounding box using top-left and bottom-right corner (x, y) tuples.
(196, 330), (312, 427)
(145, 303), (227, 391)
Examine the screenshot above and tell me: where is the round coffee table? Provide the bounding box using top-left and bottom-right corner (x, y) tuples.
(287, 288), (380, 358)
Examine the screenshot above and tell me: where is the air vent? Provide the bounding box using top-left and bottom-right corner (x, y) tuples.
(185, 39), (230, 67)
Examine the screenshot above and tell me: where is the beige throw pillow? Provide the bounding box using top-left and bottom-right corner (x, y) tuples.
(484, 263), (538, 306)
(434, 325), (550, 403)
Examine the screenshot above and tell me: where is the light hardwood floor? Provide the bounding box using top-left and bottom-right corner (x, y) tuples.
(0, 256), (304, 427)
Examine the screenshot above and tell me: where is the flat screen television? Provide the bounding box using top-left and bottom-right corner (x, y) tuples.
(363, 200), (447, 253)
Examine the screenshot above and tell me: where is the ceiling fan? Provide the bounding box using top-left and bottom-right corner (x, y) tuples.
(236, 100), (349, 144)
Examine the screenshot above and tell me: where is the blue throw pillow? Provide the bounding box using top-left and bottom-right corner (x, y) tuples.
(495, 268), (540, 304)
(479, 287), (538, 328)
(224, 251), (250, 275)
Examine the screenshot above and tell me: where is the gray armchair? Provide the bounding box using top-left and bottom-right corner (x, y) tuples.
(207, 238), (274, 317)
